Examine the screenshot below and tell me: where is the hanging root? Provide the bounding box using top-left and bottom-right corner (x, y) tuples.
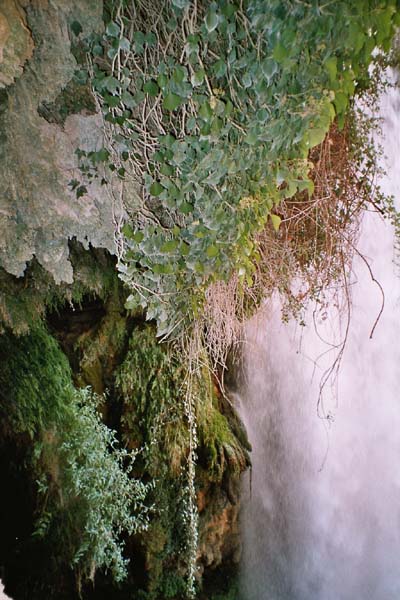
(196, 110), (390, 402)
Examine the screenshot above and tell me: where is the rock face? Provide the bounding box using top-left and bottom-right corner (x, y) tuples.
(0, 2), (250, 599)
(0, 0), (139, 283)
(0, 1), (33, 87)
(198, 479), (241, 572)
(0, 269), (249, 599)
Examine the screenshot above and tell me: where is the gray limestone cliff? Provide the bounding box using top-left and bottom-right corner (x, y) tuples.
(0, 0), (139, 283)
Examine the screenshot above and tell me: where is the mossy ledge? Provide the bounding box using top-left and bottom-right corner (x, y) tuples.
(0, 244), (249, 600)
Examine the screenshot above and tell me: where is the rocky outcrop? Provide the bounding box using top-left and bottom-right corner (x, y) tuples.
(0, 0), (139, 283)
(198, 479), (241, 572)
(0, 1), (33, 88)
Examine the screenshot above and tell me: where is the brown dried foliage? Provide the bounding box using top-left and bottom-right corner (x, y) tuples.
(254, 122), (366, 321)
(200, 120), (378, 374)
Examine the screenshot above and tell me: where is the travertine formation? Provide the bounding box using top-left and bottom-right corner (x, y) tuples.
(0, 1), (33, 88)
(0, 0), (139, 283)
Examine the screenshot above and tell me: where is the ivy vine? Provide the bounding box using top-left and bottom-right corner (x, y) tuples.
(73, 0), (399, 340)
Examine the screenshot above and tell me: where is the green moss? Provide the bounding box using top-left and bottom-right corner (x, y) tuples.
(196, 379), (250, 483)
(38, 79), (96, 126)
(116, 326), (247, 484)
(114, 327), (249, 598)
(116, 326), (189, 470)
(115, 326), (190, 597)
(0, 325), (73, 436)
(72, 292), (130, 394)
(0, 242), (119, 335)
(198, 408), (240, 479)
(0, 326), (150, 587)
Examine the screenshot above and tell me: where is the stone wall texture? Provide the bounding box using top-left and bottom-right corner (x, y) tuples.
(0, 0), (139, 284)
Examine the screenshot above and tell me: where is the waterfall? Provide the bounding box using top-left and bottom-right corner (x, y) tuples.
(237, 71), (400, 600)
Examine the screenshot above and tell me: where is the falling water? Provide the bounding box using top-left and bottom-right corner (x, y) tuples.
(238, 70), (400, 600)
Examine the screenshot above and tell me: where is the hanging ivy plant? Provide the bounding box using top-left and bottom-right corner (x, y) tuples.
(74, 0), (399, 340)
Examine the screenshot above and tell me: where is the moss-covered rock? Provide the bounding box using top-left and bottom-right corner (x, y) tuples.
(0, 325), (150, 598)
(0, 293), (251, 599)
(0, 241), (119, 334)
(114, 326), (250, 598)
(0, 325), (73, 435)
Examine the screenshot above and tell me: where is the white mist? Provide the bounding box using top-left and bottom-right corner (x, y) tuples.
(238, 73), (400, 600)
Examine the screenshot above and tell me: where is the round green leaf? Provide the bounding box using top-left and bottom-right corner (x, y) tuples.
(121, 90), (136, 108)
(180, 242), (190, 256)
(150, 182), (164, 196)
(160, 163), (174, 176)
(199, 102), (213, 121)
(307, 128), (326, 148)
(106, 21), (120, 38)
(133, 231), (144, 243)
(144, 32), (157, 46)
(71, 21), (83, 37)
(270, 214), (281, 231)
(273, 43), (288, 62)
(180, 202), (194, 214)
(144, 80), (160, 97)
(157, 73), (168, 89)
(191, 69), (205, 87)
(118, 37), (130, 51)
(205, 10), (219, 33)
(161, 239), (179, 252)
(261, 58), (278, 80)
(206, 244), (219, 258)
(163, 93), (182, 111)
